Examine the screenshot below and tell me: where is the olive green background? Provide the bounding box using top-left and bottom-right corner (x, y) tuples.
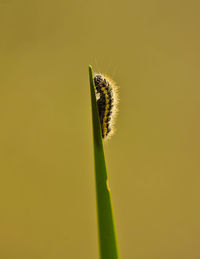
(0, 0), (200, 258)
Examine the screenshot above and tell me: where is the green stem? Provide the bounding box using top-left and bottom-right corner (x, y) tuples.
(89, 65), (119, 259)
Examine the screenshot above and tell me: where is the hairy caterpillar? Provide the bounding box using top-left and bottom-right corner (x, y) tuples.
(94, 73), (119, 140)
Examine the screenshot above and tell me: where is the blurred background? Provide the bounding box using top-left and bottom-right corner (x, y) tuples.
(0, 0), (200, 258)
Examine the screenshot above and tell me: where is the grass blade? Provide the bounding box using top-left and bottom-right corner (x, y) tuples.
(89, 65), (119, 259)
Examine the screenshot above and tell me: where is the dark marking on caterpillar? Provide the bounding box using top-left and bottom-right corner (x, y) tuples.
(94, 73), (119, 139)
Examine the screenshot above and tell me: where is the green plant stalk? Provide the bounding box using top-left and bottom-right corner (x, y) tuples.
(89, 65), (119, 259)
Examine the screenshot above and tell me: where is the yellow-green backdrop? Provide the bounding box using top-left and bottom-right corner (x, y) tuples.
(0, 0), (200, 258)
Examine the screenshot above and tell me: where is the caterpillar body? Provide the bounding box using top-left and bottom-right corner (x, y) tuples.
(94, 73), (119, 140)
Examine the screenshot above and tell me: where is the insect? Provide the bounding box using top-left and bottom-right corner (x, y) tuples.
(94, 73), (119, 140)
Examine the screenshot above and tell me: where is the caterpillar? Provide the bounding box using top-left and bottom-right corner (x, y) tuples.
(94, 73), (119, 140)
